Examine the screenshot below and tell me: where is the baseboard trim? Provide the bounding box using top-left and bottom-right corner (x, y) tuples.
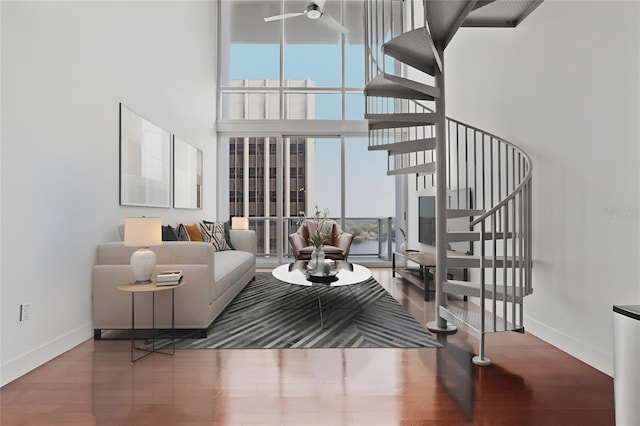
(524, 315), (614, 377)
(1, 322), (93, 387)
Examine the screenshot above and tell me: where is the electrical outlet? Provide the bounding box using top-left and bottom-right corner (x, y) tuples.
(20, 303), (31, 321)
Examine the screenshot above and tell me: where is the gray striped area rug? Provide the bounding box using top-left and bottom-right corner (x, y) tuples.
(172, 272), (441, 349)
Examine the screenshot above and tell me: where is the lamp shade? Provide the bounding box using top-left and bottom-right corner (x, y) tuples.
(124, 217), (162, 247)
(231, 216), (249, 230)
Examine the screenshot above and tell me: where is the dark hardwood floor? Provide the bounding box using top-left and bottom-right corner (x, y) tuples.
(0, 268), (615, 425)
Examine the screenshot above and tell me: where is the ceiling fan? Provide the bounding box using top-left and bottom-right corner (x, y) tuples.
(264, 0), (349, 34)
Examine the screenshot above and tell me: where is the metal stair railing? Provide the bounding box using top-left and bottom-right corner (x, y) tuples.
(365, 1), (436, 175)
(364, 0), (406, 85)
(444, 119), (533, 290)
(438, 119), (533, 366)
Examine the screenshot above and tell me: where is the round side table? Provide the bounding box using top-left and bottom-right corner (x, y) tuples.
(117, 280), (187, 362)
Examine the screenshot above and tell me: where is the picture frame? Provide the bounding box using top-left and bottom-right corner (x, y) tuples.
(119, 103), (172, 207)
(173, 136), (203, 209)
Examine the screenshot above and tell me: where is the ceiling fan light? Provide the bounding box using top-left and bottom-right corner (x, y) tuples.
(306, 3), (322, 19)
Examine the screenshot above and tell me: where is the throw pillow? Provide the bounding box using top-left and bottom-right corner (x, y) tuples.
(200, 221), (231, 251)
(176, 224), (190, 241)
(203, 219), (235, 250)
(198, 222), (213, 243)
(162, 225), (179, 241)
(185, 224), (204, 242)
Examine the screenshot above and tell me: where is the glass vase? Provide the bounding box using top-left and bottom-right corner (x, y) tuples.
(311, 246), (325, 273)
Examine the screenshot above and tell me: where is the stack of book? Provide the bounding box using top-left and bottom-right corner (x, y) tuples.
(156, 270), (183, 286)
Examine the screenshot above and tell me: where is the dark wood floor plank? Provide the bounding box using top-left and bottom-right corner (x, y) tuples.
(0, 268), (615, 425)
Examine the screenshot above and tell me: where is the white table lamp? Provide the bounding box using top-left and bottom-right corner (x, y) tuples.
(231, 217), (249, 230)
(124, 217), (162, 284)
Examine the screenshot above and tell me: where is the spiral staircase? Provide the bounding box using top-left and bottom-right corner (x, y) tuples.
(364, 0), (539, 365)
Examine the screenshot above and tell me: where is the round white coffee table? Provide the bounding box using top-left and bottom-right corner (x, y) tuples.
(272, 261), (372, 328)
(272, 260), (371, 287)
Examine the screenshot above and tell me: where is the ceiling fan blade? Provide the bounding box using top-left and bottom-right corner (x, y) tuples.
(319, 12), (349, 34)
(264, 11), (305, 22)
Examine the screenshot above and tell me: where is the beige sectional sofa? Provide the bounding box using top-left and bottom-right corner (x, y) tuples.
(92, 229), (256, 338)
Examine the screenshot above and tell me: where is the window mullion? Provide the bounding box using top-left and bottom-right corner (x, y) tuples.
(341, 0), (346, 121)
(279, 0), (284, 120)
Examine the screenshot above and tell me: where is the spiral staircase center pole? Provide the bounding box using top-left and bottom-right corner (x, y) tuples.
(427, 46), (456, 334)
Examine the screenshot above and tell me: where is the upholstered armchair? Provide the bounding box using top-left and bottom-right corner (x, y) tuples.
(288, 220), (354, 260)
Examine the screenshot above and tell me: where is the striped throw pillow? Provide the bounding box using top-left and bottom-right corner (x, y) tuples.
(199, 221), (231, 251)
(176, 224), (191, 241)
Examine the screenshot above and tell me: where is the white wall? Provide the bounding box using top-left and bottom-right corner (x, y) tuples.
(445, 0), (640, 375)
(1, 1), (218, 385)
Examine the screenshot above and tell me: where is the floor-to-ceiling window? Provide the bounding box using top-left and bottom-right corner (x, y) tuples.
(345, 137), (395, 258)
(217, 0), (396, 264)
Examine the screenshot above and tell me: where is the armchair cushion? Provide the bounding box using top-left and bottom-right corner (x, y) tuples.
(297, 245), (344, 259)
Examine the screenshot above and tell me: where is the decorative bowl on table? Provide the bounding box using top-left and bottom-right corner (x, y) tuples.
(305, 262), (338, 283)
(305, 273), (339, 284)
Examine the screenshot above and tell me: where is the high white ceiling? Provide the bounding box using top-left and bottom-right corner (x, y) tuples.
(225, 0), (364, 44)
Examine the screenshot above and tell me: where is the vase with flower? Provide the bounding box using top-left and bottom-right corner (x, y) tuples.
(300, 205), (330, 273)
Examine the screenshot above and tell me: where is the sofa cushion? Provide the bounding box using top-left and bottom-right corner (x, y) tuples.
(212, 249), (254, 301)
(96, 241), (216, 266)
